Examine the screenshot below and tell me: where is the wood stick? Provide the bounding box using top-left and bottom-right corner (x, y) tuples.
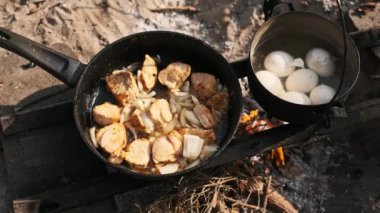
(223, 196), (263, 211)
(261, 175), (272, 213)
(150, 6), (199, 13)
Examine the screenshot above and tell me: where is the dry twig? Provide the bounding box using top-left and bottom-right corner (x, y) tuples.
(150, 6), (199, 13)
(262, 175), (272, 213)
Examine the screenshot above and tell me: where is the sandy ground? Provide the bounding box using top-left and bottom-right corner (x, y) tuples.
(0, 0), (371, 107)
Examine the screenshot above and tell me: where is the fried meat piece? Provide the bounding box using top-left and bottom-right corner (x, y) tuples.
(190, 73), (217, 101)
(127, 109), (154, 133)
(124, 138), (151, 168)
(206, 91), (229, 112)
(178, 128), (216, 144)
(138, 54), (157, 92)
(152, 136), (176, 163)
(149, 99), (173, 130)
(167, 130), (183, 156)
(96, 123), (127, 153)
(106, 71), (139, 105)
(193, 104), (216, 129)
(158, 62), (191, 90)
(92, 102), (121, 126)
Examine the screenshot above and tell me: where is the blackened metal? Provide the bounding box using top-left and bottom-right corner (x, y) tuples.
(263, 0), (294, 21)
(0, 28), (85, 86)
(0, 89), (75, 135)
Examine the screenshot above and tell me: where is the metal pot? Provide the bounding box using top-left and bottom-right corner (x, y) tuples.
(247, 11), (360, 124)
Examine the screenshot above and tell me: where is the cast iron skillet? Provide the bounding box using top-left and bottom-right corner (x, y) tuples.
(0, 29), (248, 179)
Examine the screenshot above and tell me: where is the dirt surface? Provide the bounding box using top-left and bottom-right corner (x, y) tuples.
(0, 0), (365, 108)
(0, 0), (379, 212)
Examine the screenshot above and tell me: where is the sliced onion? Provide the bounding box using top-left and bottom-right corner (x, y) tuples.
(125, 62), (141, 73)
(89, 127), (98, 148)
(177, 96), (190, 102)
(180, 109), (187, 127)
(191, 95), (200, 105)
(190, 122), (202, 129)
(179, 102), (194, 107)
(216, 79), (223, 92)
(199, 144), (219, 160)
(178, 158), (188, 168)
(112, 70), (125, 75)
(176, 104), (183, 114)
(183, 134), (204, 160)
(125, 123), (138, 140)
(184, 110), (201, 125)
(156, 162), (179, 174)
(169, 99), (177, 113)
(138, 91), (157, 99)
(171, 88), (180, 93)
(135, 99), (145, 111)
(120, 105), (133, 123)
(174, 91), (190, 97)
(109, 155), (123, 164)
(186, 159), (200, 169)
(163, 117), (177, 134)
(141, 111), (154, 133)
(211, 108), (221, 122)
(144, 99), (153, 108)
(181, 81), (190, 92)
(137, 70), (144, 92)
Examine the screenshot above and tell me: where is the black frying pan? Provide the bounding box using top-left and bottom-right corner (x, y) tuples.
(0, 29), (248, 179)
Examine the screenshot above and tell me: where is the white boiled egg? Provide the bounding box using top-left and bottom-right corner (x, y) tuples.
(305, 48), (335, 77)
(285, 69), (318, 93)
(279, 91), (311, 105)
(264, 51), (295, 77)
(310, 84), (336, 105)
(256, 70), (285, 96)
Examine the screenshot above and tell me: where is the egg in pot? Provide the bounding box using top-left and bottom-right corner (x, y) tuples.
(255, 70), (285, 96)
(279, 91), (311, 105)
(285, 69), (319, 93)
(305, 48), (335, 77)
(264, 51), (295, 77)
(309, 84), (336, 105)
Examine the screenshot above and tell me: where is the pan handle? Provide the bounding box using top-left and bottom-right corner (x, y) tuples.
(0, 28), (85, 86)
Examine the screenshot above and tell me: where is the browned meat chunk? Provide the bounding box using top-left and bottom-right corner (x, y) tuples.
(106, 71), (139, 105)
(92, 102), (121, 126)
(167, 130), (183, 156)
(138, 55), (157, 92)
(149, 99), (173, 130)
(96, 123), (127, 154)
(127, 109), (154, 133)
(156, 162), (179, 174)
(206, 91), (229, 112)
(124, 138), (151, 168)
(158, 62), (191, 90)
(178, 128), (216, 144)
(152, 136), (176, 163)
(191, 73), (217, 101)
(193, 104), (216, 129)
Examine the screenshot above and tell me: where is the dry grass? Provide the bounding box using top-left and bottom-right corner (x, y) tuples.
(145, 159), (297, 213)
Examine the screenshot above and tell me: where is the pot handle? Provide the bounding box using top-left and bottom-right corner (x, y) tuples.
(0, 28), (85, 86)
(263, 0), (295, 20)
